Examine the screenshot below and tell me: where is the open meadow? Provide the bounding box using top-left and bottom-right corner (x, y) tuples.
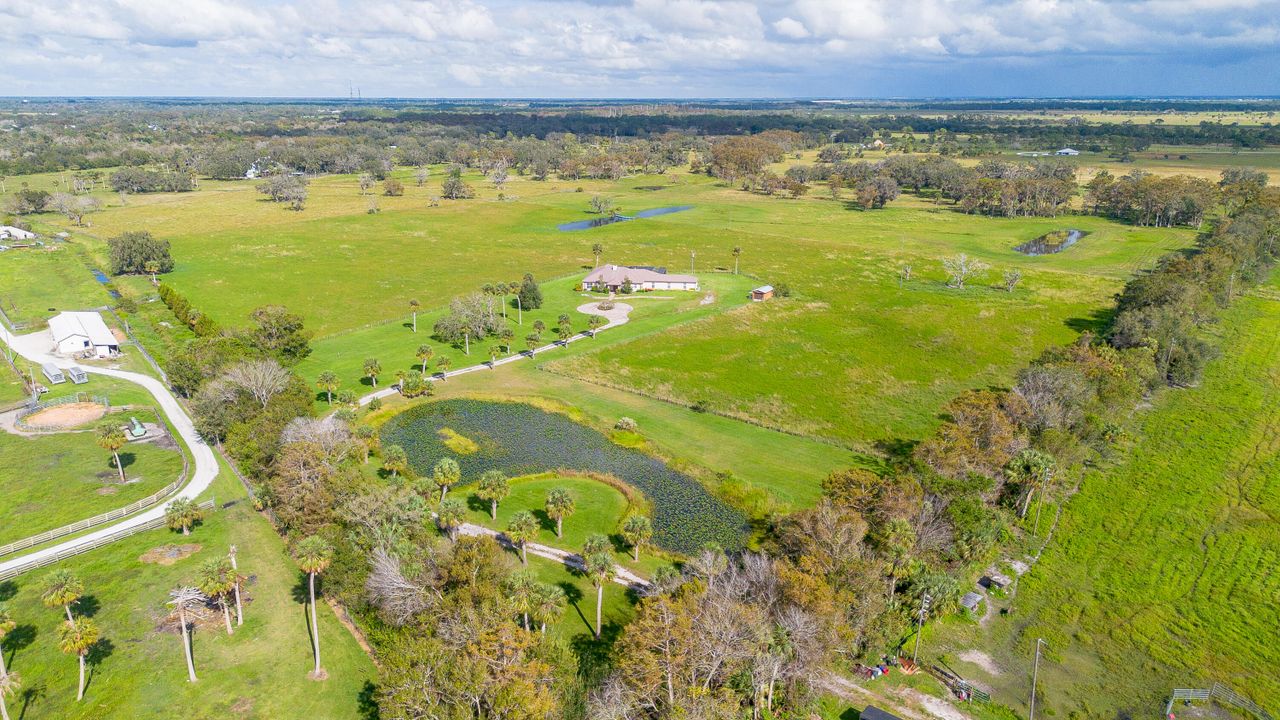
(930, 278), (1280, 718)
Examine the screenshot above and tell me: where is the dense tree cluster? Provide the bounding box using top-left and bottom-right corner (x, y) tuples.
(107, 230), (174, 276)
(109, 167), (195, 193)
(1084, 171), (1218, 227)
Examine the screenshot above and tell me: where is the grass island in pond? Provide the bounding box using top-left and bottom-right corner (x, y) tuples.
(379, 399), (748, 553)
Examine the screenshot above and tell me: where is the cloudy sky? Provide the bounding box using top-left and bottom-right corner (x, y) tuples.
(1, 0), (1277, 98)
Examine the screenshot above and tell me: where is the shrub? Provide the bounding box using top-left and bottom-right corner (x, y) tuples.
(614, 417), (638, 432)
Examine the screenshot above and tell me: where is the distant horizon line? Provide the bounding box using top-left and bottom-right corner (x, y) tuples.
(2, 94), (1280, 103)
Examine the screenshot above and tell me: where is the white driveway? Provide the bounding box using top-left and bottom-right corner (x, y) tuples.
(0, 325), (219, 577)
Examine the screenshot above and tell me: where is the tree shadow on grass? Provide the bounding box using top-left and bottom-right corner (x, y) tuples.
(3, 623), (38, 671)
(1065, 306), (1115, 335)
(17, 679), (47, 720)
(83, 637), (115, 697)
(532, 509), (556, 535)
(358, 679), (381, 720)
(0, 580), (16, 601)
(569, 620), (623, 684)
(113, 452), (137, 472)
(291, 572), (322, 670)
(74, 595), (102, 619)
(465, 494), (490, 515)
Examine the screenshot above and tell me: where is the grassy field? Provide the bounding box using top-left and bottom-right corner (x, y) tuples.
(0, 504), (377, 720)
(461, 474), (632, 551)
(0, 245), (110, 328)
(0, 423), (183, 545)
(931, 278), (1280, 718)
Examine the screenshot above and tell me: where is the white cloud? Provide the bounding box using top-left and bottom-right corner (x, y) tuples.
(773, 17), (810, 38)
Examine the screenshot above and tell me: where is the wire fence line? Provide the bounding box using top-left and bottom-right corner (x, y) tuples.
(0, 499), (215, 582)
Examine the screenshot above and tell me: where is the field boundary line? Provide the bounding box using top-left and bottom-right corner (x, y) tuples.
(0, 499), (215, 582)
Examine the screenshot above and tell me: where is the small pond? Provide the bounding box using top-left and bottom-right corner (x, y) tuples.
(91, 268), (121, 298)
(380, 399), (748, 553)
(557, 205), (693, 232)
(1015, 229), (1086, 256)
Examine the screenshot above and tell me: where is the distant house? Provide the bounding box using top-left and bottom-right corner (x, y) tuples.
(48, 311), (120, 358)
(750, 285), (774, 302)
(1055, 147), (1080, 156)
(0, 225), (36, 242)
(584, 264), (699, 292)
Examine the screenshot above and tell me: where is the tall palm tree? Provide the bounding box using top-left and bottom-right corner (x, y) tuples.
(476, 470), (510, 520)
(436, 356), (451, 378)
(496, 282), (510, 319)
(382, 444), (409, 479)
(621, 515), (653, 561)
(363, 358), (381, 388)
(592, 243), (603, 267)
(505, 570), (538, 631)
(58, 617), (98, 701)
(436, 499), (466, 541)
(40, 570), (82, 622)
(498, 327), (514, 354)
(545, 488), (576, 539)
(506, 511), (538, 565)
(227, 546), (244, 626)
(95, 424), (127, 484)
(584, 549), (617, 639)
(0, 605), (14, 677)
(316, 371), (339, 404)
(197, 558), (236, 635)
(432, 457), (460, 502)
(144, 260), (161, 286)
(167, 586), (206, 683)
(408, 299), (420, 333)
(732, 245), (742, 274)
(531, 583), (566, 634)
(294, 536), (333, 679)
(0, 669), (19, 720)
(165, 497), (203, 536)
(416, 344), (434, 375)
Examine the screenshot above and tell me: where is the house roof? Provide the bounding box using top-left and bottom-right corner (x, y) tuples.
(584, 264), (697, 285)
(753, 285), (774, 293)
(48, 311), (116, 347)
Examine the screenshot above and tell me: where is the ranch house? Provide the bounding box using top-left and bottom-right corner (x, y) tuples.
(584, 264), (699, 292)
(48, 311), (120, 358)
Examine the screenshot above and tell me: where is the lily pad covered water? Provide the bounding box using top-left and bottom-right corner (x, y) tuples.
(380, 399), (748, 553)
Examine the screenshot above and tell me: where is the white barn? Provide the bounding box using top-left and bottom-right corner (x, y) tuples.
(584, 265), (699, 292)
(0, 225), (36, 242)
(48, 311), (119, 358)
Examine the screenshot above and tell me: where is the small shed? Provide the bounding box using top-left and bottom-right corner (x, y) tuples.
(0, 225), (36, 242)
(42, 362), (66, 384)
(750, 285), (774, 302)
(960, 592), (984, 612)
(861, 706), (905, 720)
(67, 366), (89, 384)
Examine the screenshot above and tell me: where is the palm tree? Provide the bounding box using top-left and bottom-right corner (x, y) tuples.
(488, 345), (501, 366)
(416, 344), (434, 375)
(165, 497), (203, 536)
(436, 356), (451, 378)
(167, 586), (206, 682)
(505, 570), (538, 630)
(545, 488), (576, 539)
(59, 617), (98, 701)
(0, 605), (14, 677)
(432, 457), (460, 502)
(592, 243), (603, 267)
(227, 546), (244, 626)
(525, 332), (540, 354)
(294, 536), (333, 679)
(531, 583), (566, 634)
(584, 549), (616, 639)
(95, 423), (127, 484)
(506, 511), (538, 565)
(732, 245), (742, 274)
(197, 558), (236, 635)
(476, 470), (509, 520)
(437, 498), (466, 540)
(496, 282), (510, 319)
(587, 314), (605, 336)
(40, 569), (83, 622)
(409, 299), (420, 332)
(621, 514), (653, 561)
(316, 371), (339, 404)
(363, 358), (381, 388)
(382, 444), (409, 479)
(499, 327), (514, 354)
(461, 328), (471, 355)
(0, 669), (20, 720)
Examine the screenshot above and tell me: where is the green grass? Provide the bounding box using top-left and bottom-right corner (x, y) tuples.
(0, 425), (183, 545)
(0, 503), (376, 720)
(461, 474), (632, 551)
(0, 362), (28, 405)
(0, 245), (111, 328)
(523, 553), (637, 645)
(931, 278), (1280, 718)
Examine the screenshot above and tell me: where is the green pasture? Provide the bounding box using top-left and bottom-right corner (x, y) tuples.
(524, 553), (638, 646)
(932, 278), (1280, 718)
(0, 245), (110, 328)
(0, 503), (376, 720)
(0, 425), (183, 545)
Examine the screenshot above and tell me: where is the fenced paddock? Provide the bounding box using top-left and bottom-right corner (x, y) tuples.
(1166, 683), (1273, 720)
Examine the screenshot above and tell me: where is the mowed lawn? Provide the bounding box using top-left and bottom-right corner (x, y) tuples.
(460, 474), (633, 550)
(0, 504), (376, 720)
(37, 166), (1191, 449)
(935, 278), (1280, 718)
(0, 426), (183, 545)
(0, 244), (111, 327)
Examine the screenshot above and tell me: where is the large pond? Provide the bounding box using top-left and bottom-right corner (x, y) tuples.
(557, 205), (693, 231)
(380, 399), (748, 553)
(1015, 229), (1086, 255)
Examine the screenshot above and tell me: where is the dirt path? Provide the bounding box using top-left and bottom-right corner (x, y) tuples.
(457, 520), (649, 588)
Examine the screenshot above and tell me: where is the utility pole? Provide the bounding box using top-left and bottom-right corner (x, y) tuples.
(690, 249), (696, 273)
(1030, 638), (1047, 720)
(912, 593), (932, 663)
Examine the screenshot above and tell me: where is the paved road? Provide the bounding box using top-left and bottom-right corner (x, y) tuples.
(0, 326), (219, 578)
(359, 300), (633, 406)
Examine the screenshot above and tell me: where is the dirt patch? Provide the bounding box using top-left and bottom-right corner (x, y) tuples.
(95, 486), (120, 496)
(902, 688), (972, 720)
(139, 543), (202, 565)
(25, 402), (106, 428)
(230, 698), (254, 717)
(957, 649), (1002, 677)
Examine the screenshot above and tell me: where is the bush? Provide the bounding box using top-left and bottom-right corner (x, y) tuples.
(773, 282), (792, 298)
(383, 178), (404, 196)
(614, 417), (638, 432)
(108, 230), (174, 276)
(368, 397), (383, 411)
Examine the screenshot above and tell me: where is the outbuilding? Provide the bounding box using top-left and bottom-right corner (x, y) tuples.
(861, 706), (905, 720)
(67, 366), (89, 384)
(0, 225), (36, 242)
(1055, 148), (1080, 156)
(41, 362), (65, 384)
(960, 592), (984, 613)
(48, 311), (120, 358)
(750, 285), (774, 302)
